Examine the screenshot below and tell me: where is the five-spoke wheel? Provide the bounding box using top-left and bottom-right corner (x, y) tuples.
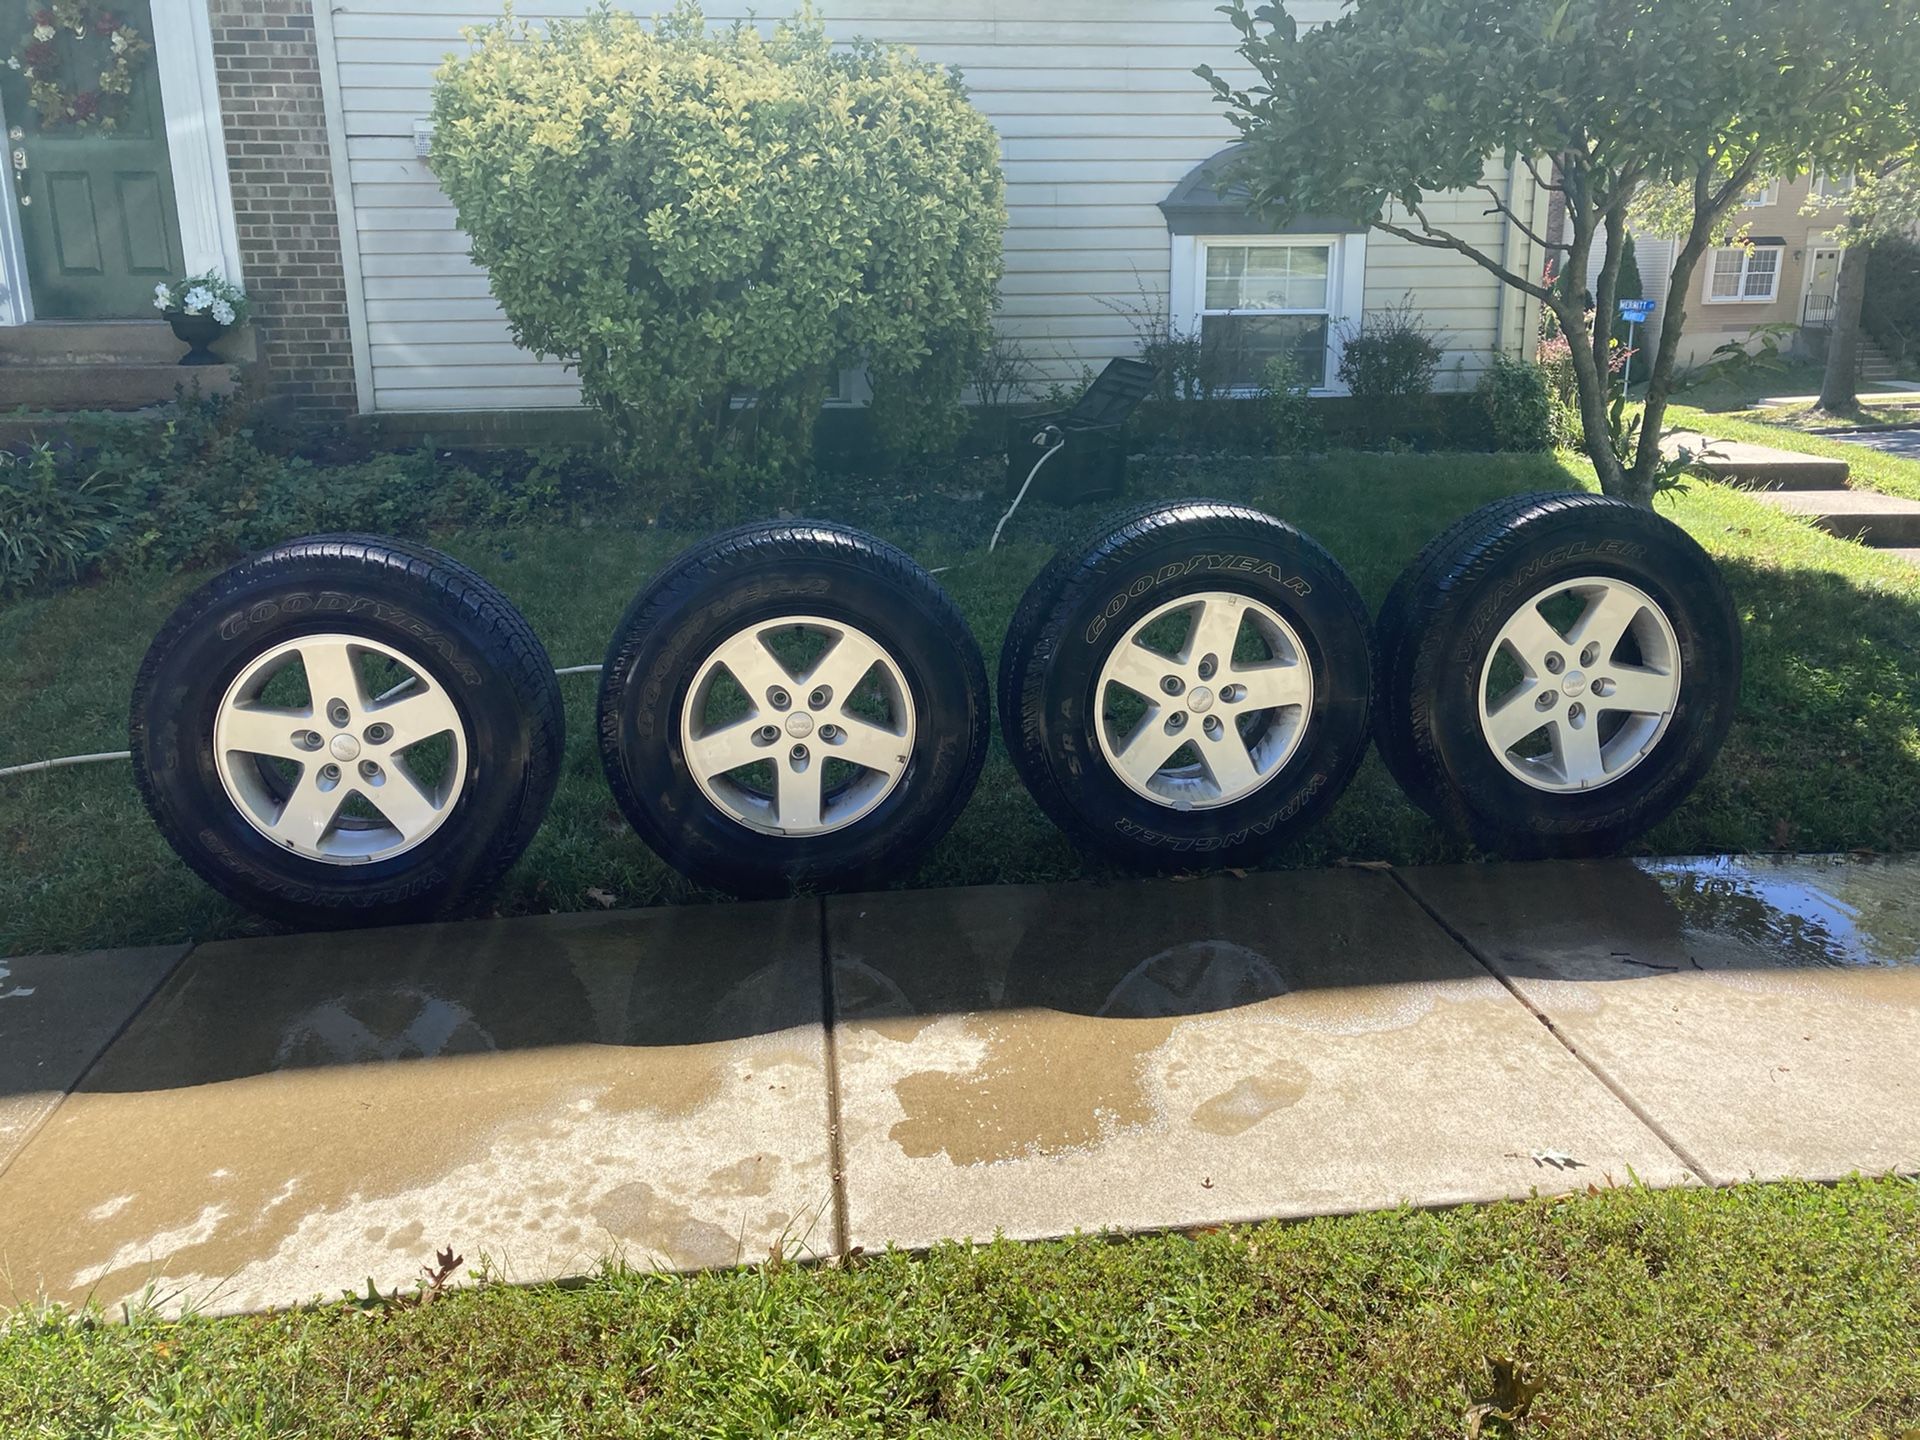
(597, 521), (989, 896)
(131, 534), (564, 927)
(1000, 500), (1373, 869)
(1373, 492), (1739, 856)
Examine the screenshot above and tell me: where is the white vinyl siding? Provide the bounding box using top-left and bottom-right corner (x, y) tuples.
(316, 0), (1538, 413)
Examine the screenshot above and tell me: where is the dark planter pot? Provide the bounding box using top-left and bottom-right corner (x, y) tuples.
(165, 309), (229, 366)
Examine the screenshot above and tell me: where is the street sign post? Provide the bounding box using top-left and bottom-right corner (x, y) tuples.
(1618, 297), (1655, 392)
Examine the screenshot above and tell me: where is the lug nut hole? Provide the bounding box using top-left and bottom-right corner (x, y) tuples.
(327, 699), (351, 727)
(768, 687), (791, 711)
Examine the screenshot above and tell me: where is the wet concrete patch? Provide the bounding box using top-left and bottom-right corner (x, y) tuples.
(827, 871), (1686, 1250)
(1400, 857), (1920, 1184)
(0, 904), (832, 1314)
(0, 947), (188, 1173)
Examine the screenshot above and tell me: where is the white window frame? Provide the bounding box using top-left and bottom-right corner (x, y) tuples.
(1168, 232), (1366, 395)
(1814, 171), (1856, 200)
(1740, 180), (1780, 209)
(1703, 244), (1784, 304)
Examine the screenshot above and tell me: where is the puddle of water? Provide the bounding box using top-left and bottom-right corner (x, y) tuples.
(1640, 855), (1920, 969)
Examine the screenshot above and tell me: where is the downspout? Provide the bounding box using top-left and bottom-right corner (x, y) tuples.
(1492, 157), (1520, 359)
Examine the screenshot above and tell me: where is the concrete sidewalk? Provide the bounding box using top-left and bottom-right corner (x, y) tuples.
(1, 855), (1915, 1316)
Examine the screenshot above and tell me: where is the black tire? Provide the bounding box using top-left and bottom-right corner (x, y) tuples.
(999, 499), (1374, 869)
(130, 534), (564, 928)
(596, 521), (990, 897)
(1373, 491), (1740, 856)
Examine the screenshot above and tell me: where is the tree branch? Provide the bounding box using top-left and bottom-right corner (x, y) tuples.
(1476, 182), (1568, 252)
(1521, 154), (1562, 195)
(1374, 202), (1555, 300)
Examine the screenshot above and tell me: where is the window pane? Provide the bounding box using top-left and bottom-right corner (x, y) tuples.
(1204, 246), (1247, 309)
(1710, 250), (1744, 298)
(1201, 313), (1329, 388)
(1206, 243), (1330, 311)
(1744, 249), (1779, 297)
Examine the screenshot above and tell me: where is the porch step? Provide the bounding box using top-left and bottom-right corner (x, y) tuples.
(1664, 431), (1850, 489)
(0, 361), (237, 411)
(0, 320), (186, 366)
(1761, 489), (1920, 548)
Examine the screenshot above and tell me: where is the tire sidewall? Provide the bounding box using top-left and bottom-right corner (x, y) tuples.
(1416, 522), (1739, 847)
(1027, 531), (1372, 860)
(136, 570), (537, 913)
(604, 561), (983, 893)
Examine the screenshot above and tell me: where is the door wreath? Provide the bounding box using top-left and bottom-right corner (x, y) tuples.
(6, 4), (152, 132)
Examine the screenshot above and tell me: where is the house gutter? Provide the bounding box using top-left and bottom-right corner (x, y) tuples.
(1492, 157), (1520, 358)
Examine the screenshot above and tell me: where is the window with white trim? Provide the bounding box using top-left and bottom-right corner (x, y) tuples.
(1815, 171), (1856, 200)
(1195, 239), (1335, 388)
(1740, 180), (1780, 209)
(1705, 245), (1782, 302)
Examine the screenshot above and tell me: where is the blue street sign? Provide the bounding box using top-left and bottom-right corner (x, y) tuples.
(1618, 297), (1655, 321)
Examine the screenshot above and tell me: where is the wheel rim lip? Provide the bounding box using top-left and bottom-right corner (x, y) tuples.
(212, 632), (470, 864)
(1091, 589), (1314, 811)
(678, 613), (917, 838)
(1475, 574), (1683, 794)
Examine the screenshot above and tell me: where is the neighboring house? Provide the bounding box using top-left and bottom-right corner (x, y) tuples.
(0, 1), (1544, 421)
(1582, 173), (1855, 373)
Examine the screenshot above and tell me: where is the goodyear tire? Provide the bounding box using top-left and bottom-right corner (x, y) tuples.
(597, 521), (990, 897)
(999, 500), (1373, 869)
(130, 534), (564, 927)
(1373, 491), (1740, 856)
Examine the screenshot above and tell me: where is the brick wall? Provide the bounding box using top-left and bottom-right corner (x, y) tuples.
(207, 0), (358, 415)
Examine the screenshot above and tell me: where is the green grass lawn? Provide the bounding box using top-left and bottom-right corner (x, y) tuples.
(5, 1177), (1917, 1438)
(5, 448), (1919, 954)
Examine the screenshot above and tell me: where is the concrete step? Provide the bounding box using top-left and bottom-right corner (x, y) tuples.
(1759, 488), (1920, 547)
(0, 362), (238, 411)
(0, 407), (169, 448)
(0, 320), (186, 365)
(1665, 430), (1850, 489)
(1879, 547), (1920, 568)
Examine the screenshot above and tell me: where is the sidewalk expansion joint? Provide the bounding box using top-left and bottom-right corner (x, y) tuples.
(0, 941), (198, 1188)
(816, 896), (852, 1261)
(1387, 871), (1721, 1187)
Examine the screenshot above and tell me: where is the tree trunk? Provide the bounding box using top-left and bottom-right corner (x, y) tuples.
(1818, 243), (1869, 413)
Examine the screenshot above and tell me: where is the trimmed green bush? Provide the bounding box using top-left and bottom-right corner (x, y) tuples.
(1476, 356), (1555, 452)
(429, 3), (1005, 499)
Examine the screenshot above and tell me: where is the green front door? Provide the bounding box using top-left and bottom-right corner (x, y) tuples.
(0, 0), (182, 317)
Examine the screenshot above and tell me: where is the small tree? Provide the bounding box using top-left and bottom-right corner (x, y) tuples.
(431, 4), (1005, 488)
(1201, 0), (1920, 504)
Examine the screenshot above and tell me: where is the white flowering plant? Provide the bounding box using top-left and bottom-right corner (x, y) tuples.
(153, 272), (249, 329)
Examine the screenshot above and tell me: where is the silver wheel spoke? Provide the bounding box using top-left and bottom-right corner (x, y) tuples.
(711, 630), (794, 706)
(365, 770), (440, 841)
(1553, 718), (1608, 788)
(774, 757), (824, 832)
(687, 717), (765, 778)
(1501, 606), (1565, 671)
(802, 628), (887, 705)
(1202, 726), (1261, 795)
(1484, 683), (1548, 752)
(1184, 596), (1243, 666)
(219, 705), (312, 759)
(368, 685), (461, 748)
(1229, 662), (1309, 711)
(830, 716), (910, 778)
(1114, 721), (1186, 788)
(299, 640), (366, 713)
(1601, 665), (1679, 716)
(270, 774), (345, 849)
(1103, 641), (1172, 699)
(1568, 586), (1643, 661)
